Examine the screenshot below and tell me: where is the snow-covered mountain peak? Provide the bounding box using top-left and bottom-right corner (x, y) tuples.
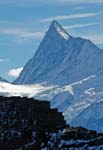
(50, 20), (59, 27)
(14, 20), (102, 85)
(47, 20), (70, 40)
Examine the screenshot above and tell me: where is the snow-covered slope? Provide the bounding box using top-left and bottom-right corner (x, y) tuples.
(71, 101), (103, 132)
(0, 82), (73, 100)
(14, 20), (103, 85)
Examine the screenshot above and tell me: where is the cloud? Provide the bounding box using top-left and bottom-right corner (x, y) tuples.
(20, 32), (44, 38)
(74, 6), (87, 10)
(0, 59), (9, 63)
(8, 67), (23, 77)
(0, 28), (44, 39)
(41, 11), (102, 22)
(64, 22), (101, 29)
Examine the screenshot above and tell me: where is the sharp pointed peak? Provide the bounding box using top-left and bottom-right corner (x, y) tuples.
(50, 20), (63, 30)
(48, 20), (70, 40)
(51, 20), (61, 26)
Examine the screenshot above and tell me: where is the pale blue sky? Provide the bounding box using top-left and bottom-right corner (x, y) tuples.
(0, 0), (103, 82)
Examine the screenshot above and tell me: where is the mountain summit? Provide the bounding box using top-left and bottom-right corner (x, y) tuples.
(48, 20), (70, 40)
(14, 20), (103, 85)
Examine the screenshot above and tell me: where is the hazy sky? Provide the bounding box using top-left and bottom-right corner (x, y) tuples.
(0, 0), (103, 82)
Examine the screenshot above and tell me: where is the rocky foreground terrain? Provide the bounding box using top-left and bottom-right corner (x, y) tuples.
(0, 96), (103, 150)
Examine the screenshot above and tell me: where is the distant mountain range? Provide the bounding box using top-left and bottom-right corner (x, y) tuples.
(0, 77), (8, 83)
(1, 20), (103, 132)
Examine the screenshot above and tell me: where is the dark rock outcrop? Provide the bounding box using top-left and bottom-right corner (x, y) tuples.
(0, 96), (66, 132)
(0, 96), (103, 150)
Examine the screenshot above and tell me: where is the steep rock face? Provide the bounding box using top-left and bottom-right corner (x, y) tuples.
(14, 20), (71, 84)
(14, 21), (103, 85)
